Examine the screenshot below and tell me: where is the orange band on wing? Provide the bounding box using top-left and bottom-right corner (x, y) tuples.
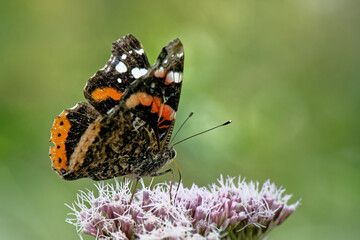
(126, 94), (141, 108)
(151, 96), (175, 126)
(126, 92), (160, 109)
(160, 104), (175, 121)
(151, 96), (162, 114)
(125, 92), (175, 124)
(92, 87), (123, 101)
(50, 111), (71, 171)
(137, 92), (153, 106)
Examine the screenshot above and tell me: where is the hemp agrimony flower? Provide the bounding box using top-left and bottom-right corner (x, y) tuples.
(66, 176), (300, 239)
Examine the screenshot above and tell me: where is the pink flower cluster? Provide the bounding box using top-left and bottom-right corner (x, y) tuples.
(66, 176), (299, 239)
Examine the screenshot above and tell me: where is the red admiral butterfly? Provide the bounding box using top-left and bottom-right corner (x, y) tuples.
(50, 34), (184, 181)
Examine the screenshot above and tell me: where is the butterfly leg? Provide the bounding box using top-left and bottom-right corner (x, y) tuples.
(149, 177), (155, 189)
(129, 177), (140, 204)
(172, 159), (182, 202)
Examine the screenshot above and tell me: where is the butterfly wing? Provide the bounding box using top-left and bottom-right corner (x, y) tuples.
(120, 38), (184, 148)
(49, 102), (100, 178)
(84, 34), (150, 114)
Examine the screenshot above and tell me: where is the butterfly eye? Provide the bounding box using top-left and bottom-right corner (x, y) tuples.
(170, 149), (177, 159)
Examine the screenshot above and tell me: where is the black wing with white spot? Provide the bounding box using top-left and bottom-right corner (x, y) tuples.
(84, 34), (150, 114)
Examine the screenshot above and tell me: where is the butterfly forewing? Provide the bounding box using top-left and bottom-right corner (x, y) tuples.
(84, 34), (150, 114)
(120, 38), (184, 146)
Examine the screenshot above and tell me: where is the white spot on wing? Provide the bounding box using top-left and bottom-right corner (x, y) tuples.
(165, 71), (174, 84)
(121, 54), (127, 60)
(135, 49), (144, 55)
(151, 82), (155, 88)
(176, 52), (183, 58)
(131, 68), (147, 79)
(163, 59), (168, 64)
(129, 50), (133, 54)
(165, 71), (182, 84)
(117, 78), (122, 83)
(173, 72), (180, 83)
(115, 61), (127, 73)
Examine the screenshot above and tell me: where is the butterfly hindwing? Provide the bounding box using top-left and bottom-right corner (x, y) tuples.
(84, 34), (150, 114)
(50, 102), (100, 176)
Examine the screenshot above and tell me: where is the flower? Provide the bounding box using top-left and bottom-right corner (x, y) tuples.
(66, 176), (300, 240)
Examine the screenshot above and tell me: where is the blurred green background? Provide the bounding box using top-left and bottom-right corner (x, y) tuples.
(1, 0), (359, 239)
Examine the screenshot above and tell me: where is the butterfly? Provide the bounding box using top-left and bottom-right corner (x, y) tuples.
(49, 34), (184, 181)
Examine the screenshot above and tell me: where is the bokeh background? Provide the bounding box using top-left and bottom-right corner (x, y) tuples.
(1, 0), (359, 239)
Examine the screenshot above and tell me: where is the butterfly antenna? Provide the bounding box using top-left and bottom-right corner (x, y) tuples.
(171, 120), (232, 147)
(169, 112), (194, 144)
